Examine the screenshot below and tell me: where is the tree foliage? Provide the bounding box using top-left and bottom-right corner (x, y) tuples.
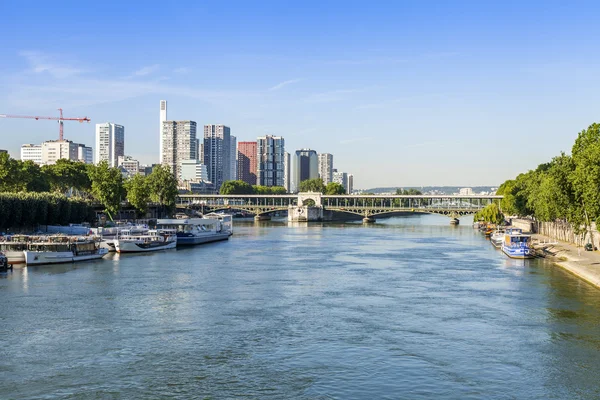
(299, 178), (325, 193)
(88, 161), (124, 220)
(324, 182), (346, 195)
(498, 122), (600, 237)
(124, 174), (151, 216)
(220, 180), (254, 195)
(147, 164), (178, 214)
(473, 203), (504, 224)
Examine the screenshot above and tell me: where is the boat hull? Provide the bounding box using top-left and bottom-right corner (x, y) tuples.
(3, 250), (25, 264)
(24, 249), (108, 265)
(501, 246), (535, 259)
(176, 232), (231, 246)
(115, 240), (177, 253)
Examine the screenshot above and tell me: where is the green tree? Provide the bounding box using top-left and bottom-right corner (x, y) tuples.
(324, 182), (346, 195)
(147, 164), (178, 216)
(473, 203), (504, 224)
(88, 161), (124, 220)
(220, 180), (254, 194)
(21, 161), (50, 192)
(0, 153), (20, 192)
(43, 159), (91, 194)
(571, 123), (600, 235)
(252, 185), (287, 194)
(124, 174), (151, 217)
(299, 178), (325, 193)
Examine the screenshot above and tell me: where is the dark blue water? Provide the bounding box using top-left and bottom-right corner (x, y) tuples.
(1, 215), (600, 399)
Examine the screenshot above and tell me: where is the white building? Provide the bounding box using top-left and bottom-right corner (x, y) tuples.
(230, 135), (237, 181)
(318, 153), (334, 185)
(41, 140), (79, 165)
(333, 169), (353, 194)
(162, 120), (198, 178)
(257, 135), (285, 187)
(159, 100), (167, 163)
(118, 155), (140, 176)
(21, 144), (43, 164)
(179, 159), (209, 182)
(459, 187), (474, 195)
(95, 123), (125, 167)
(291, 149), (318, 192)
(203, 124), (231, 190)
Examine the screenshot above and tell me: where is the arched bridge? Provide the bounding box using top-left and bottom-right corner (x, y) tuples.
(177, 193), (503, 219)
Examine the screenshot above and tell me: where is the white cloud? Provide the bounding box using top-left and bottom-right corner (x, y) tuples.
(19, 50), (83, 79)
(268, 79), (300, 91)
(132, 64), (160, 77)
(173, 67), (191, 74)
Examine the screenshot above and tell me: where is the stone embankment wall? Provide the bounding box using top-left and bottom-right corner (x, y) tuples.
(531, 219), (600, 249)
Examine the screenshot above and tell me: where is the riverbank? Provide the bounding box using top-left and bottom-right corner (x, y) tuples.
(533, 233), (600, 289)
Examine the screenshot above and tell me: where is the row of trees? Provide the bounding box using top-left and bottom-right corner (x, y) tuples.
(497, 122), (600, 235)
(0, 154), (179, 221)
(298, 178), (346, 194)
(219, 179), (348, 195)
(0, 193), (94, 231)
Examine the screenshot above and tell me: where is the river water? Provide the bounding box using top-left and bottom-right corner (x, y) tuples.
(1, 215), (600, 399)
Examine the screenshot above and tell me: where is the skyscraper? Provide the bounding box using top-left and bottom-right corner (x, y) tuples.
(237, 141), (257, 185)
(257, 135), (285, 187)
(318, 153), (334, 185)
(162, 120), (197, 178)
(203, 124), (231, 191)
(230, 135), (237, 181)
(333, 169), (353, 194)
(95, 123), (125, 167)
(159, 100), (167, 162)
(291, 149), (318, 192)
(283, 151), (291, 193)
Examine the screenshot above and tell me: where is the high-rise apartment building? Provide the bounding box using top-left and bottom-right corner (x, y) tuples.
(162, 121), (198, 178)
(230, 135), (237, 181)
(95, 123), (124, 167)
(159, 100), (167, 162)
(21, 144), (43, 164)
(318, 153), (334, 185)
(118, 155), (140, 177)
(257, 135), (285, 187)
(291, 149), (318, 192)
(283, 151), (291, 193)
(333, 169), (353, 194)
(203, 124), (231, 191)
(77, 144), (93, 164)
(237, 141), (257, 185)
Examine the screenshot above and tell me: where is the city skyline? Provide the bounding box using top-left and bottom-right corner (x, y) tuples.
(2, 2), (599, 188)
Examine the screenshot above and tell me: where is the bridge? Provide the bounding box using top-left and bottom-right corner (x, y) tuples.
(177, 192), (503, 222)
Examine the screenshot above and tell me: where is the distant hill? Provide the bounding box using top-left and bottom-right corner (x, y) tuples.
(361, 186), (498, 195)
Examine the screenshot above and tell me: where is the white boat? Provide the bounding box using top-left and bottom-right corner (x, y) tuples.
(96, 224), (149, 252)
(490, 230), (505, 248)
(157, 214), (232, 246)
(114, 230), (177, 253)
(0, 235), (29, 264)
(501, 228), (534, 259)
(24, 236), (108, 266)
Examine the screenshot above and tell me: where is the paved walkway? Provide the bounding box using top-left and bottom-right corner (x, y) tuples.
(533, 234), (600, 288)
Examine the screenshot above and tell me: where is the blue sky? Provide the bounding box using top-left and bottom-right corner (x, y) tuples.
(1, 1), (599, 188)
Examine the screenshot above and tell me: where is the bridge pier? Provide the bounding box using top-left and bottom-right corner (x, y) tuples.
(254, 215), (271, 221)
(288, 205), (323, 222)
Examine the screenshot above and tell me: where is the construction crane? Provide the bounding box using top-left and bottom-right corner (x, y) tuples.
(0, 108), (91, 141)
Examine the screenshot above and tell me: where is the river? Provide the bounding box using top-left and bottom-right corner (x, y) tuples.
(1, 215), (600, 399)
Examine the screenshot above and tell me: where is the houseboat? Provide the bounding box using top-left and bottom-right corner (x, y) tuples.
(157, 214), (232, 246)
(490, 229), (505, 248)
(501, 228), (534, 259)
(95, 224), (149, 252)
(0, 235), (29, 264)
(114, 230), (177, 253)
(24, 236), (108, 266)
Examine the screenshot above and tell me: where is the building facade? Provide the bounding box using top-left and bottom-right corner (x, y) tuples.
(283, 151), (291, 193)
(291, 149), (318, 192)
(77, 144), (93, 164)
(118, 155), (140, 176)
(95, 123), (125, 167)
(21, 144), (43, 164)
(333, 169), (348, 193)
(179, 159), (209, 182)
(318, 153), (334, 185)
(230, 135), (237, 181)
(41, 140), (79, 165)
(347, 174), (354, 194)
(203, 124), (231, 191)
(162, 121), (198, 178)
(257, 135), (285, 187)
(237, 141), (257, 185)
(159, 100), (167, 163)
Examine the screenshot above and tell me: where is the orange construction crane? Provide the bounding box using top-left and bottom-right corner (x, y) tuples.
(0, 108), (91, 141)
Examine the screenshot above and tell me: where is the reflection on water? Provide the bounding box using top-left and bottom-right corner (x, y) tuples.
(1, 214), (600, 399)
